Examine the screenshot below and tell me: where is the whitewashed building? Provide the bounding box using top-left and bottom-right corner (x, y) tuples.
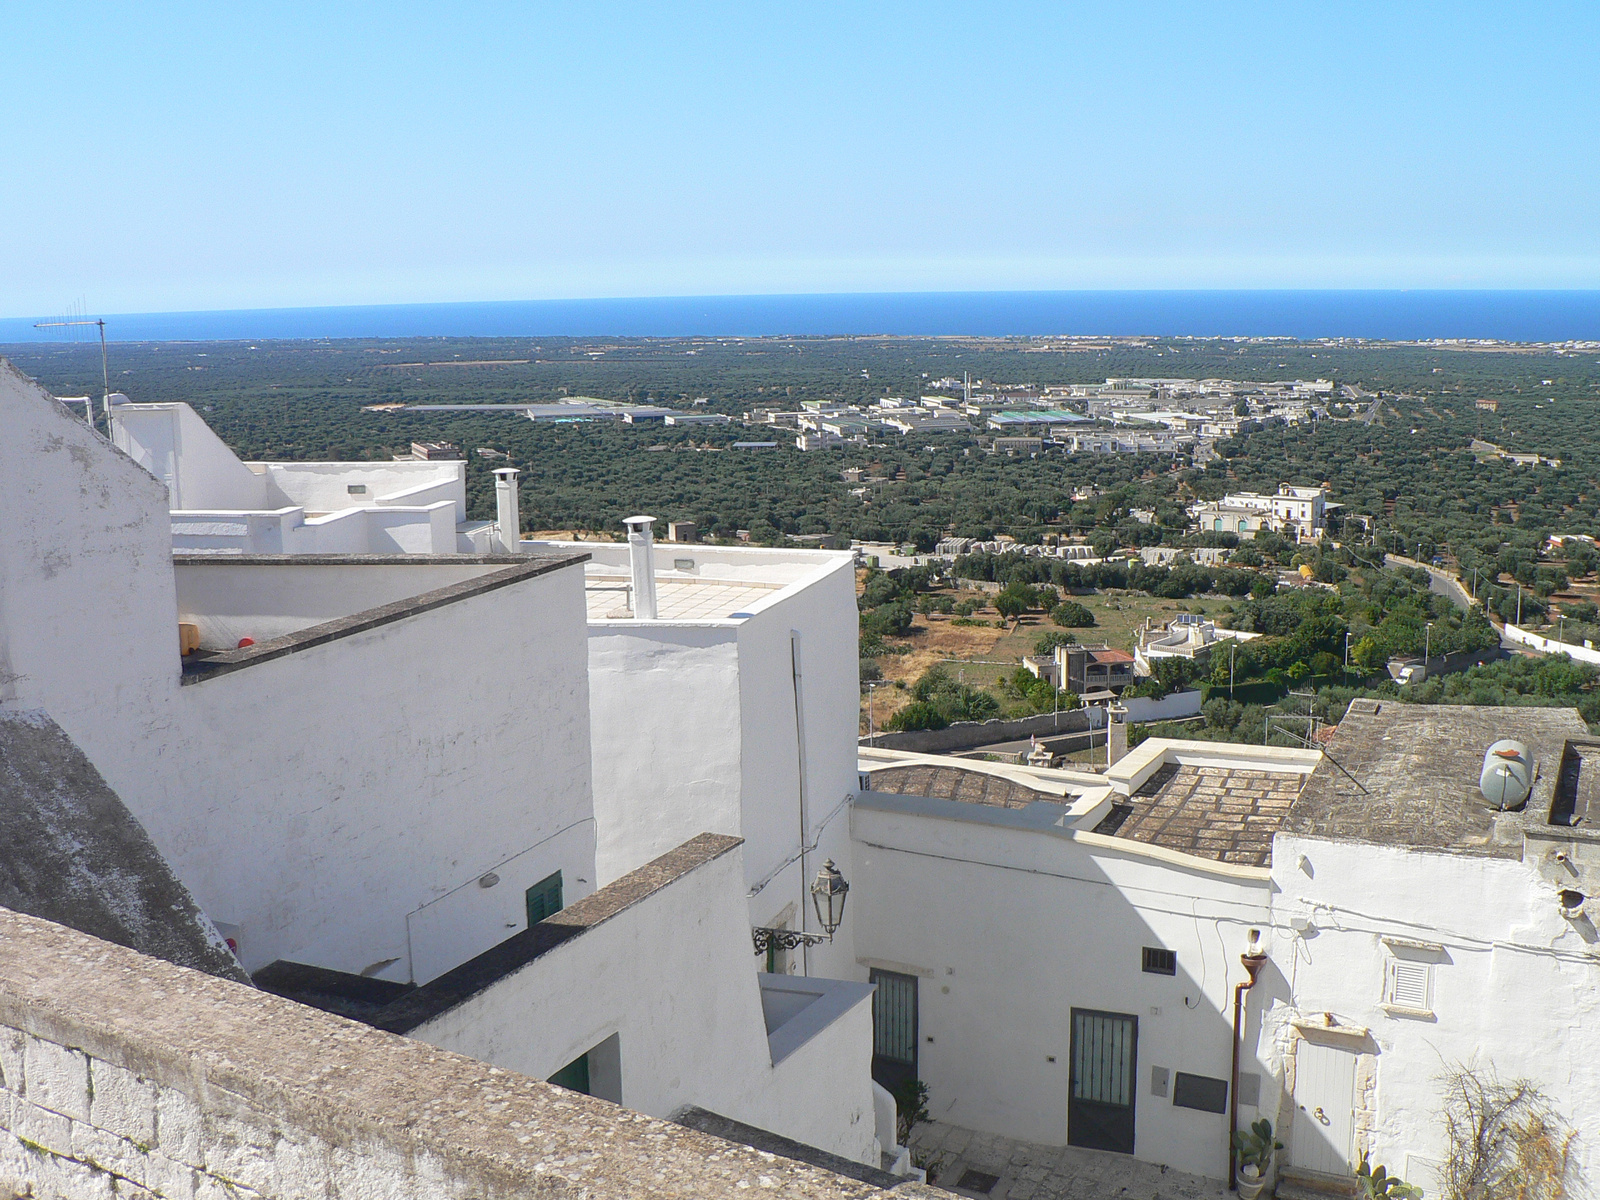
(109, 400), (494, 553)
(0, 361), (889, 1170)
(521, 530), (863, 982)
(1190, 485), (1329, 542)
(852, 741), (1318, 1182)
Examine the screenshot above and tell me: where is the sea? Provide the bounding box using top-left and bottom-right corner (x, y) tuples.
(4, 290), (1600, 344)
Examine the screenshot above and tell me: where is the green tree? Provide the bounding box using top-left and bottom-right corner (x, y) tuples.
(1034, 630), (1076, 655)
(1051, 600), (1096, 628)
(994, 582), (1038, 627)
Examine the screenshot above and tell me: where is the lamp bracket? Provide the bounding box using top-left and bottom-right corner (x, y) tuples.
(751, 926), (831, 956)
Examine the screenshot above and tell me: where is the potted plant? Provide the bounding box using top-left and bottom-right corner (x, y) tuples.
(1233, 1118), (1283, 1200)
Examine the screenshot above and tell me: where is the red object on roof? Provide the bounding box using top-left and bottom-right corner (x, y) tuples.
(1090, 649), (1135, 664)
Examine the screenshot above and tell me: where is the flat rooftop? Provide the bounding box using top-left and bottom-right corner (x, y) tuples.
(1285, 700), (1592, 857)
(1094, 762), (1303, 867)
(583, 574), (782, 621)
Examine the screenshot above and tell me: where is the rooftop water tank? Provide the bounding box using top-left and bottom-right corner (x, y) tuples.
(1480, 739), (1534, 810)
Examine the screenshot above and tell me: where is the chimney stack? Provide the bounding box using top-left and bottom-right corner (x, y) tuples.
(493, 468), (521, 555)
(624, 515), (659, 620)
(1107, 702), (1129, 766)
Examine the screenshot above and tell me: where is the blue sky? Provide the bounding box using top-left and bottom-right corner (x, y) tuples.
(5, 3), (1598, 315)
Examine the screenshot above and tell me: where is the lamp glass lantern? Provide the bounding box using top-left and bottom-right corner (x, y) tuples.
(810, 859), (850, 937)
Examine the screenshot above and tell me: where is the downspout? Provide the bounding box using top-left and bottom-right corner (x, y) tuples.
(1230, 931), (1267, 1191)
(790, 629), (810, 975)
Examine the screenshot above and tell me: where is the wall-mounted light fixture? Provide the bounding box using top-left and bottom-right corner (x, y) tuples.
(751, 860), (850, 957)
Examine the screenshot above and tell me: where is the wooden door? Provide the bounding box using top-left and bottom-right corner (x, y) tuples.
(1069, 1008), (1138, 1155)
(1290, 1039), (1356, 1176)
(870, 969), (918, 1093)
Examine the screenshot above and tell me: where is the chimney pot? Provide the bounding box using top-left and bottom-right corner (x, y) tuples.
(624, 515), (659, 619)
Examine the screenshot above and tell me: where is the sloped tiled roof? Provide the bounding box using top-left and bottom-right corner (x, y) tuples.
(866, 765), (1062, 810)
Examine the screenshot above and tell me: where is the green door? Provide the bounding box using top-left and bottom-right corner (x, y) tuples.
(549, 1052), (590, 1094)
(526, 871), (564, 926)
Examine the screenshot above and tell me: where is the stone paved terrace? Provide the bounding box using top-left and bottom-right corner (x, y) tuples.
(1094, 763), (1302, 867)
(910, 1121), (1227, 1200)
(866, 764), (1066, 811)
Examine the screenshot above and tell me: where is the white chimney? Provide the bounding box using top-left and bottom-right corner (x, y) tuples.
(493, 468), (521, 555)
(624, 515), (659, 620)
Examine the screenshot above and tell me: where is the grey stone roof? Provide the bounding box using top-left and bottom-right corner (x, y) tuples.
(1093, 762), (1302, 867)
(866, 764), (1063, 810)
(0, 708), (248, 982)
(1285, 700), (1590, 856)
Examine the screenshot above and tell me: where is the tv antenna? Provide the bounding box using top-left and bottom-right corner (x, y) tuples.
(33, 318), (109, 434)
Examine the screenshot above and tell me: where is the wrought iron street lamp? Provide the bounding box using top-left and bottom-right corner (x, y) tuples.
(751, 860), (850, 957)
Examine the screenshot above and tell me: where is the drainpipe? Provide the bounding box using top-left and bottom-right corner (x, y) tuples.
(493, 468), (521, 555)
(791, 629), (811, 975)
(1230, 930), (1268, 1190)
(624, 515), (658, 620)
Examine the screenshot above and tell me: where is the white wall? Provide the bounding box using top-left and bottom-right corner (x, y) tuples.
(111, 402), (271, 510)
(556, 541), (862, 979)
(166, 564), (597, 980)
(587, 625), (745, 883)
(851, 795), (1273, 1181)
(1266, 833), (1600, 1189)
(5, 366), (599, 985)
(0, 364), (182, 784)
(412, 843), (879, 1164)
(174, 559), (509, 648)
(112, 402), (468, 552)
(257, 459), (465, 519)
(733, 555), (861, 980)
(1502, 622), (1600, 665)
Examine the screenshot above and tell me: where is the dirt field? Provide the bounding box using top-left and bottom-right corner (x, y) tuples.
(858, 585), (1238, 733)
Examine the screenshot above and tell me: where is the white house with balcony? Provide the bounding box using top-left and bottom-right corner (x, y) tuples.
(1190, 485), (1330, 542)
(1133, 614), (1261, 673)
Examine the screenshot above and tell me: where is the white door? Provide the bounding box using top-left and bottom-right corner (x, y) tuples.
(1290, 1039), (1356, 1176)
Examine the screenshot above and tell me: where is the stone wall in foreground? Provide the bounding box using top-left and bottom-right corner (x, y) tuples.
(0, 907), (935, 1200)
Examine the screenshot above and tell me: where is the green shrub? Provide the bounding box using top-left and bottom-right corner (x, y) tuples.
(1051, 601), (1096, 628)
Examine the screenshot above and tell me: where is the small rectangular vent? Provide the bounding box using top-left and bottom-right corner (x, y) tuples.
(1142, 947), (1177, 975)
(1172, 1072), (1229, 1113)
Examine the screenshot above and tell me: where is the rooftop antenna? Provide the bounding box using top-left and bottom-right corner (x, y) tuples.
(33, 318), (109, 435)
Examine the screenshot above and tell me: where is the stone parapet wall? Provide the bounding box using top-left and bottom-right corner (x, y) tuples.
(0, 908), (935, 1200)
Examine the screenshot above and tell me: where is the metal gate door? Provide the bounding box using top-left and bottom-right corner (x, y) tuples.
(1289, 1039), (1356, 1176)
(870, 969), (918, 1093)
(1069, 1008), (1138, 1154)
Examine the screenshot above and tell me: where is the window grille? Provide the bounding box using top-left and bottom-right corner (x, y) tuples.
(1142, 947), (1177, 975)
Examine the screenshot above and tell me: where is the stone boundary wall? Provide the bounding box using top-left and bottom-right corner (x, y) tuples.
(0, 908), (937, 1200)
(865, 707), (1096, 753)
(1503, 622), (1600, 666)
(863, 690), (1202, 754)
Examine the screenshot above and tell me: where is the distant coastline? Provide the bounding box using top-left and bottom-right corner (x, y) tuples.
(5, 290), (1600, 344)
